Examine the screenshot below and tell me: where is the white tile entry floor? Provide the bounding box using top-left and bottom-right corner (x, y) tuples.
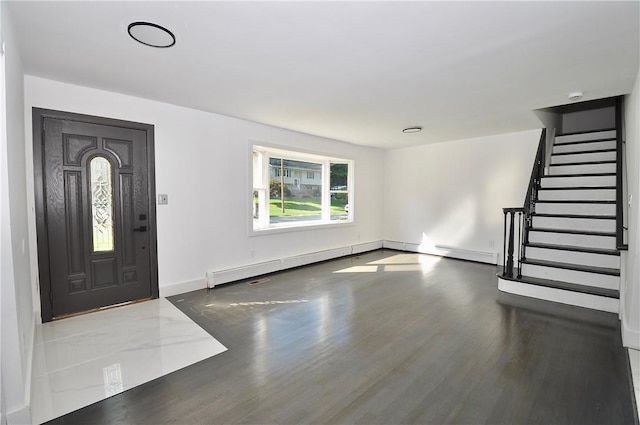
(31, 298), (227, 424)
(630, 348), (640, 420)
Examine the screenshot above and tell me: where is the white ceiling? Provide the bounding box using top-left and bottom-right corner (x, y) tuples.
(7, 1), (640, 149)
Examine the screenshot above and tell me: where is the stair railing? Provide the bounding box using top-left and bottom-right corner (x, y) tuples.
(502, 128), (547, 278)
(502, 208), (524, 278)
(615, 97), (628, 250)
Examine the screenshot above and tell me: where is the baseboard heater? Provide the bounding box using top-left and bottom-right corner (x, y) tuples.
(382, 240), (498, 265)
(205, 240), (496, 289)
(205, 241), (382, 288)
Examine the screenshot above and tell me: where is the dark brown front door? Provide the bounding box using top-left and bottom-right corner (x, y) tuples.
(33, 109), (158, 321)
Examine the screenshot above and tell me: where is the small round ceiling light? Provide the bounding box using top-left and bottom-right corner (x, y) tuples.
(402, 126), (423, 134)
(568, 91), (583, 101)
(128, 22), (175, 48)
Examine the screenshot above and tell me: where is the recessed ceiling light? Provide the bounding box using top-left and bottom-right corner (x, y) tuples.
(128, 22), (176, 48)
(568, 91), (583, 101)
(402, 127), (422, 134)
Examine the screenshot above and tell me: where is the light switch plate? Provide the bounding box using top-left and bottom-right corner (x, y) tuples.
(158, 194), (168, 205)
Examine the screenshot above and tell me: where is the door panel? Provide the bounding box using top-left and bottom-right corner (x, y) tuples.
(34, 110), (157, 321)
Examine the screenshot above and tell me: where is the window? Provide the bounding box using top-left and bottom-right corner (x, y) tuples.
(273, 168), (291, 178)
(252, 145), (353, 232)
(90, 156), (114, 251)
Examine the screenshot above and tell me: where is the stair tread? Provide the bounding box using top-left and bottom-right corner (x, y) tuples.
(499, 272), (619, 299)
(535, 200), (616, 204)
(541, 173), (615, 178)
(522, 258), (620, 276)
(556, 128), (616, 137)
(552, 148), (616, 156)
(529, 227), (615, 237)
(553, 138), (616, 146)
(532, 213), (615, 219)
(549, 160), (616, 166)
(538, 186), (616, 191)
(526, 242), (620, 256)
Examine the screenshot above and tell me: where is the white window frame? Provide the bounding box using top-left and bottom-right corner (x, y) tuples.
(251, 143), (353, 235)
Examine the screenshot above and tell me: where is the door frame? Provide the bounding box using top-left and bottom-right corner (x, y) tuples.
(32, 108), (159, 322)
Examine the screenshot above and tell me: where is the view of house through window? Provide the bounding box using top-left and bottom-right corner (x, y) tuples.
(252, 146), (353, 231)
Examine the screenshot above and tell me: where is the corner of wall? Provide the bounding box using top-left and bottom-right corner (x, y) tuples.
(1, 4), (35, 423)
(622, 65), (640, 349)
(623, 315), (640, 350)
(159, 278), (206, 298)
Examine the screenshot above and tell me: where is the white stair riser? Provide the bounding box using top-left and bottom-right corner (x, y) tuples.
(548, 163), (616, 175)
(498, 278), (618, 313)
(525, 247), (620, 269)
(537, 189), (615, 201)
(541, 175), (615, 188)
(528, 231), (616, 250)
(521, 263), (619, 290)
(535, 203), (615, 215)
(553, 140), (616, 154)
(532, 216), (615, 232)
(551, 151), (616, 164)
(555, 130), (616, 144)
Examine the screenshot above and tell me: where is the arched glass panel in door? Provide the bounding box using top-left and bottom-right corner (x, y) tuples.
(90, 156), (114, 252)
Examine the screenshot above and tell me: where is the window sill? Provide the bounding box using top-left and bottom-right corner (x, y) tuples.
(250, 220), (354, 236)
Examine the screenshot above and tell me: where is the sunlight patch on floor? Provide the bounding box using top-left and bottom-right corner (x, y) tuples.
(334, 253), (442, 274)
(334, 265), (380, 273)
(229, 299), (309, 306)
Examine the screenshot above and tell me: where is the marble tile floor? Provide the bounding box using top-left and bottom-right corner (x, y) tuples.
(31, 297), (227, 424)
(630, 348), (640, 420)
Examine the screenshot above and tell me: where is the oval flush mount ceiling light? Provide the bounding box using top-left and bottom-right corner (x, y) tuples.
(128, 22), (176, 48)
(568, 91), (583, 101)
(402, 126), (423, 134)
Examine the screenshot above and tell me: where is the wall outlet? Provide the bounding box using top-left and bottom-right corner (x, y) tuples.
(158, 194), (169, 205)
(489, 240), (495, 249)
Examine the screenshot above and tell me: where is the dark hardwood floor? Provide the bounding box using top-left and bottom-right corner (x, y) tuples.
(48, 249), (637, 424)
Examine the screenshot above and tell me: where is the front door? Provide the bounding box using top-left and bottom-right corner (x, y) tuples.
(33, 109), (158, 321)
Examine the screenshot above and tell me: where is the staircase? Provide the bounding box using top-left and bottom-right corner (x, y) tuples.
(498, 128), (623, 313)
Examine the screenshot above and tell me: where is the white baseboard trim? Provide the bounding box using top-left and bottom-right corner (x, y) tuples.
(161, 240), (494, 296)
(6, 405), (31, 425)
(5, 313), (37, 425)
(206, 241), (383, 288)
(498, 277), (619, 313)
(22, 313), (36, 425)
(352, 240), (383, 255)
(622, 314), (640, 350)
(159, 278), (206, 298)
(382, 240), (498, 264)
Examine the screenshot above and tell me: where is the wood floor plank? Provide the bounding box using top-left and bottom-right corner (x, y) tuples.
(47, 250), (636, 425)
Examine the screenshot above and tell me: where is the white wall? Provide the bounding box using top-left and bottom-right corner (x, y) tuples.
(383, 130), (541, 262)
(1, 5), (5, 419)
(1, 3), (33, 423)
(562, 107), (615, 134)
(623, 66), (640, 349)
(23, 76), (384, 298)
(533, 110), (562, 175)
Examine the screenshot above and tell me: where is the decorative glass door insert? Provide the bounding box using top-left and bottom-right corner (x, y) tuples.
(90, 156), (114, 252)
